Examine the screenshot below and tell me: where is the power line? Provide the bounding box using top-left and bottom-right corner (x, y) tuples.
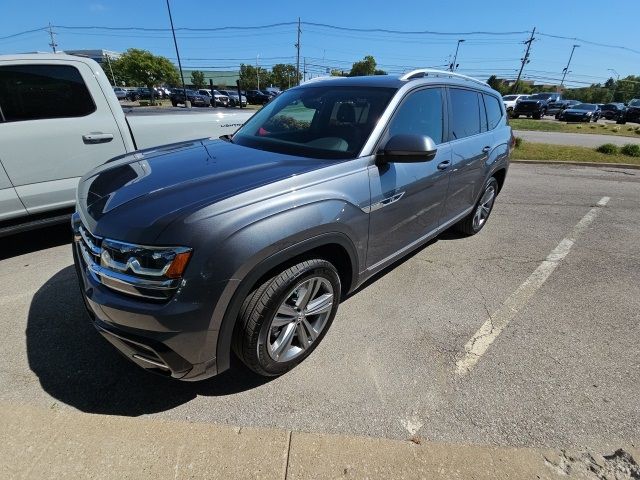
(0, 26), (48, 41)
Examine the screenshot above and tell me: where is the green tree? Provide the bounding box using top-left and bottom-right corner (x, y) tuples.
(190, 70), (206, 89)
(110, 48), (179, 94)
(239, 64), (273, 90)
(271, 63), (299, 89)
(349, 55), (379, 77)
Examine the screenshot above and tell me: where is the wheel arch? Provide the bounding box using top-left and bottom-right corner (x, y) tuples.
(214, 232), (359, 374)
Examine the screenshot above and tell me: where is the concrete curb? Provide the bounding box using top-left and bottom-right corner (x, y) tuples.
(1, 403), (638, 479)
(511, 159), (640, 170)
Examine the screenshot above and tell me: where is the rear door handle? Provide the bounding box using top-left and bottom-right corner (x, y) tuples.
(82, 133), (114, 144)
(482, 146), (491, 153)
(437, 160), (451, 171)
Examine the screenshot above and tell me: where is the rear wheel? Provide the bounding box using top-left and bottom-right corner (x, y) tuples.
(455, 177), (498, 236)
(233, 259), (341, 376)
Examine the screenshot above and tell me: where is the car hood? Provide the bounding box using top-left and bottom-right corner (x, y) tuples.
(77, 139), (334, 240)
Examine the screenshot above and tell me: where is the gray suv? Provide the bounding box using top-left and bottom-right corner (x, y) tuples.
(72, 69), (512, 381)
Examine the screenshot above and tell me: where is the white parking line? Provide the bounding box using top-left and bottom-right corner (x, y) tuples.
(455, 196), (610, 376)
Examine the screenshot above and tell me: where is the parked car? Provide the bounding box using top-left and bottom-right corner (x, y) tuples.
(600, 103), (625, 121)
(197, 89), (229, 107)
(512, 92), (562, 119)
(72, 69), (511, 380)
(246, 89), (271, 105)
(616, 99), (640, 124)
(218, 89), (247, 107)
(547, 99), (579, 117)
(113, 87), (127, 100)
(0, 54), (253, 235)
(502, 94), (529, 114)
(169, 88), (210, 107)
(560, 103), (601, 122)
(127, 87), (157, 101)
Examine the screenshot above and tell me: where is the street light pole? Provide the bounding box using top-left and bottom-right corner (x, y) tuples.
(608, 68), (620, 102)
(166, 0), (189, 107)
(560, 44), (579, 88)
(450, 39), (465, 72)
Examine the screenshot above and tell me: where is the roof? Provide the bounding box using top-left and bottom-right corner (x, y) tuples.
(297, 69), (496, 94)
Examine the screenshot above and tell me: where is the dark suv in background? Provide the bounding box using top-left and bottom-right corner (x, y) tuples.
(169, 89), (209, 107)
(73, 70), (511, 381)
(617, 99), (640, 124)
(513, 92), (562, 119)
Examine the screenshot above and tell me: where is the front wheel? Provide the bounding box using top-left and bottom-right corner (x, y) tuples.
(455, 177), (498, 236)
(511, 114), (519, 119)
(233, 259), (341, 377)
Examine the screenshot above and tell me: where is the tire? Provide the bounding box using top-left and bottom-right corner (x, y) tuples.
(455, 177), (499, 236)
(233, 258), (341, 377)
(171, 101), (177, 107)
(511, 114), (519, 119)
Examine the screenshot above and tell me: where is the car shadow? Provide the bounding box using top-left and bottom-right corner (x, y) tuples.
(26, 266), (273, 416)
(26, 227), (468, 416)
(0, 223), (71, 260)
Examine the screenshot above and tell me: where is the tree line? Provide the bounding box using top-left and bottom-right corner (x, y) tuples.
(487, 75), (640, 104)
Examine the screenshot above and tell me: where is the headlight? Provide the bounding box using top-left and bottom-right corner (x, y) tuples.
(101, 239), (192, 279)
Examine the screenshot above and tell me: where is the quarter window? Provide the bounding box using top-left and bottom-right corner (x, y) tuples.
(387, 88), (444, 144)
(449, 88), (481, 140)
(483, 94), (503, 130)
(0, 64), (96, 122)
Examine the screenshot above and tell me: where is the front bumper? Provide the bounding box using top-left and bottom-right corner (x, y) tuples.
(71, 214), (222, 381)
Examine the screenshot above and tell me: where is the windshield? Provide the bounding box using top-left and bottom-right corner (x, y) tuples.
(629, 99), (640, 107)
(232, 86), (396, 160)
(529, 94), (553, 100)
(574, 103), (597, 110)
(503, 95), (517, 101)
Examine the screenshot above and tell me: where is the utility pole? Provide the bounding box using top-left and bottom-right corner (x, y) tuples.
(104, 53), (117, 86)
(295, 17), (301, 86)
(166, 0), (189, 107)
(47, 22), (57, 53)
(608, 68), (620, 102)
(513, 27), (535, 93)
(449, 39), (465, 71)
(256, 54), (260, 90)
(560, 44), (579, 88)
(303, 57), (306, 83)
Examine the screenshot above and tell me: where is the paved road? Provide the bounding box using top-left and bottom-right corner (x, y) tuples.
(0, 164), (638, 452)
(514, 129), (640, 147)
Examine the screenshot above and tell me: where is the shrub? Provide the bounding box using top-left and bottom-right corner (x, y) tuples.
(590, 125), (597, 129)
(611, 127), (621, 133)
(596, 144), (619, 155)
(620, 144), (640, 157)
(514, 137), (523, 148)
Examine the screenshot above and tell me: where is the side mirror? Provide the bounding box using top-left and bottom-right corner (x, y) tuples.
(377, 134), (438, 164)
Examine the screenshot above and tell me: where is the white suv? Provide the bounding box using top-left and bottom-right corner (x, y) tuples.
(502, 94), (529, 114)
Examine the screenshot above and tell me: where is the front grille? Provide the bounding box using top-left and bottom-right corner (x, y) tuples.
(75, 223), (180, 301)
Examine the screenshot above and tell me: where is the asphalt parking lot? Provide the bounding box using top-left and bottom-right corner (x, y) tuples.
(0, 163), (638, 453)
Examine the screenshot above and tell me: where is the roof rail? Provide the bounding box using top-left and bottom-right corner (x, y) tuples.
(399, 69), (487, 88)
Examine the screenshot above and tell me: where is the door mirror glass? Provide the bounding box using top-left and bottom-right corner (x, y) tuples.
(379, 134), (437, 163)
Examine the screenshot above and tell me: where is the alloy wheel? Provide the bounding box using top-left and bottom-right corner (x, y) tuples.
(472, 185), (496, 231)
(267, 277), (334, 363)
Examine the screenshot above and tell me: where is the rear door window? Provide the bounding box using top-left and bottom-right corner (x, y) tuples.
(483, 94), (503, 130)
(0, 64), (96, 122)
(449, 88), (481, 140)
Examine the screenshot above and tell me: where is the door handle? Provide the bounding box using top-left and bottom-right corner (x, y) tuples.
(82, 133), (114, 144)
(437, 160), (451, 171)
(482, 146), (491, 153)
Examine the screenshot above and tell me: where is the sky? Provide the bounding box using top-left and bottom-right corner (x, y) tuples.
(1, 0), (639, 87)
